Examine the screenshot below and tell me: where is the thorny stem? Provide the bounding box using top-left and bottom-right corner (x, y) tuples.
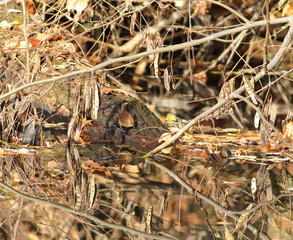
(0, 16), (292, 102)
(0, 181), (177, 240)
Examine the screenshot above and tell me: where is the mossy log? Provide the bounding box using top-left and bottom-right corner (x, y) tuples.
(80, 94), (168, 153)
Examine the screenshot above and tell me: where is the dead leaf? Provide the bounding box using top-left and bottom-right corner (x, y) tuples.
(254, 112), (260, 129)
(213, 78), (235, 119)
(26, 0), (35, 15)
(269, 103), (277, 125)
(192, 71), (207, 84)
(87, 174), (97, 210)
(29, 38), (40, 47)
(243, 75), (258, 105)
(191, 1), (211, 17)
(161, 146), (173, 154)
(145, 206), (153, 233)
(236, 204), (253, 231)
(282, 113), (293, 139)
(158, 132), (172, 143)
(164, 68), (171, 91)
(130, 12), (137, 35)
(66, 0), (89, 21)
(145, 32), (163, 79)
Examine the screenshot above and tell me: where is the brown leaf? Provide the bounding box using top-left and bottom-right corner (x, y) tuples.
(26, 0), (35, 15)
(88, 174), (97, 211)
(282, 112), (293, 139)
(145, 32), (163, 79)
(213, 78), (235, 119)
(191, 1), (211, 17)
(164, 68), (170, 91)
(269, 103), (277, 125)
(157, 194), (169, 217)
(236, 204), (253, 231)
(66, 0), (89, 21)
(243, 75), (258, 105)
(192, 71), (207, 84)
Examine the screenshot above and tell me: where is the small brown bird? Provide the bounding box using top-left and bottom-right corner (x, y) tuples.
(118, 102), (134, 128)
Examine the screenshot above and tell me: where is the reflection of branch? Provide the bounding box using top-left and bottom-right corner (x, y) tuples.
(230, 193), (293, 215)
(0, 181), (177, 240)
(0, 17), (292, 102)
(145, 18), (293, 157)
(148, 158), (271, 240)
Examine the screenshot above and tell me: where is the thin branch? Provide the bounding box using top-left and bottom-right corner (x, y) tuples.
(143, 18), (293, 157)
(263, 0), (270, 74)
(0, 181), (177, 240)
(111, 10), (184, 56)
(13, 197), (24, 238)
(206, 30), (247, 71)
(229, 193), (293, 215)
(0, 16), (292, 102)
(21, 0), (30, 83)
(207, 0), (250, 24)
(148, 158), (270, 240)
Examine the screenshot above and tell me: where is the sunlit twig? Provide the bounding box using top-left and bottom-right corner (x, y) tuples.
(0, 16), (291, 102)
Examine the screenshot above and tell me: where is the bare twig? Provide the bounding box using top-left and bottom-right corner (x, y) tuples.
(263, 0), (270, 74)
(0, 16), (291, 102)
(229, 193), (293, 215)
(111, 10), (184, 57)
(0, 181), (177, 240)
(143, 18), (293, 157)
(207, 0), (250, 24)
(21, 0), (30, 83)
(13, 197), (24, 238)
(148, 158), (271, 240)
(206, 30), (247, 71)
